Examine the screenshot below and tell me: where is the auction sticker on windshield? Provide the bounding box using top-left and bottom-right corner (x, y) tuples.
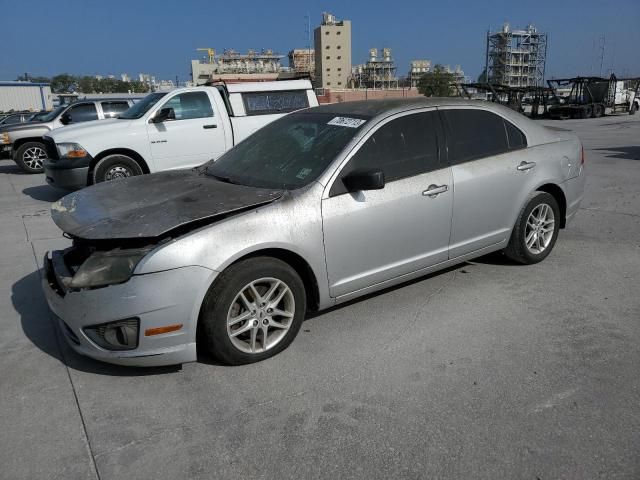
(327, 117), (367, 128)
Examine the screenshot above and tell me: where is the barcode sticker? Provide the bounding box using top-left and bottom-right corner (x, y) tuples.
(327, 116), (366, 128)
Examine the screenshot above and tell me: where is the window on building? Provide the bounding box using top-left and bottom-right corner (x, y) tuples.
(337, 46), (341, 50)
(337, 31), (341, 35)
(326, 68), (331, 71)
(337, 68), (342, 71)
(327, 82), (331, 86)
(337, 56), (342, 60)
(338, 82), (342, 85)
(326, 45), (330, 49)
(326, 56), (330, 60)
(325, 31), (330, 35)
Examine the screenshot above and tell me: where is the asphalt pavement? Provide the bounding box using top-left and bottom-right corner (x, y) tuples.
(1, 114), (639, 479)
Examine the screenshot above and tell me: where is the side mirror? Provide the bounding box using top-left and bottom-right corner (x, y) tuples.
(60, 112), (71, 125)
(151, 107), (175, 123)
(343, 169), (385, 192)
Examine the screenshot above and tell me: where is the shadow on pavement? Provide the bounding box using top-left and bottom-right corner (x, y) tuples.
(13, 270), (181, 376)
(22, 185), (67, 202)
(0, 162), (25, 174)
(593, 146), (640, 161)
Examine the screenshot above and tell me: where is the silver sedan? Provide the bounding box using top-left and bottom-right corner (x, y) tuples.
(43, 98), (585, 366)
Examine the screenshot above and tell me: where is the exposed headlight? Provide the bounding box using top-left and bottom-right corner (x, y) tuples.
(84, 318), (139, 351)
(0, 132), (9, 144)
(57, 142), (88, 159)
(69, 249), (149, 289)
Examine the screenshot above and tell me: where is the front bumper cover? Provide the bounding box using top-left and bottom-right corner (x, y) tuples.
(42, 251), (217, 367)
(44, 156), (92, 190)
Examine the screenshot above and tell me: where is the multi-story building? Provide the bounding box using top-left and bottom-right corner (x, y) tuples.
(314, 12), (352, 89)
(288, 49), (315, 78)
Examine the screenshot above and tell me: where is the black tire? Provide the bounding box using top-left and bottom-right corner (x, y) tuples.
(580, 106), (592, 119)
(630, 102), (638, 115)
(199, 257), (306, 365)
(504, 192), (561, 265)
(92, 154), (143, 184)
(14, 141), (47, 173)
(593, 104), (604, 118)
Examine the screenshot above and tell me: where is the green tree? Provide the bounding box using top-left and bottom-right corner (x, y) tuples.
(77, 76), (96, 93)
(51, 74), (77, 93)
(129, 80), (149, 93)
(417, 65), (456, 97)
(15, 74), (51, 83)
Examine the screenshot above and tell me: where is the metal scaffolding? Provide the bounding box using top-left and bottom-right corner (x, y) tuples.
(486, 23), (547, 88)
(352, 48), (399, 89)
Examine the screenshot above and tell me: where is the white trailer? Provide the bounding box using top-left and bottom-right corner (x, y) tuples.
(0, 82), (54, 112)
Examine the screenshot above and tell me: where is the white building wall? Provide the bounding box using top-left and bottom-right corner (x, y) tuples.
(0, 84), (54, 112)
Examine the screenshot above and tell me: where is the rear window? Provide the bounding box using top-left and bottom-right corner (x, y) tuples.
(242, 90), (309, 116)
(441, 109), (509, 164)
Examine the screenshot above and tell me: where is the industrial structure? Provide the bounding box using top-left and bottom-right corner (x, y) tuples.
(408, 60), (431, 88)
(191, 48), (289, 85)
(288, 49), (315, 78)
(314, 12), (352, 89)
(485, 23), (547, 87)
(352, 48), (399, 89)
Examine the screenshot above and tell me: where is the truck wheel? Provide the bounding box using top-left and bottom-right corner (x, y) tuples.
(580, 106), (592, 119)
(93, 154), (143, 184)
(593, 105), (604, 118)
(14, 142), (47, 173)
(630, 102), (638, 115)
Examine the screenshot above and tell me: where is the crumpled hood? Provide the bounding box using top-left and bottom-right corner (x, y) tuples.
(51, 170), (284, 240)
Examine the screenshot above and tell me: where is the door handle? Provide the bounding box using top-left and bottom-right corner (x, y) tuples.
(517, 161), (536, 171)
(422, 184), (448, 197)
(203, 124), (217, 129)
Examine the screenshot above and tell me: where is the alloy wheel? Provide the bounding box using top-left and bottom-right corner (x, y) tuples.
(226, 277), (295, 354)
(525, 203), (555, 254)
(23, 147), (46, 169)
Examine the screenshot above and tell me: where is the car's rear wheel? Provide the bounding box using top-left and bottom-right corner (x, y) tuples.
(199, 257), (306, 365)
(14, 141), (46, 173)
(504, 192), (560, 265)
(93, 154), (143, 184)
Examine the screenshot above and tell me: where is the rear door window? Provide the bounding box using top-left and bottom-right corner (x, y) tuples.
(67, 103), (98, 123)
(331, 111), (442, 197)
(101, 101), (130, 118)
(163, 91), (213, 120)
(504, 119), (527, 150)
(242, 90), (309, 116)
(441, 109), (509, 164)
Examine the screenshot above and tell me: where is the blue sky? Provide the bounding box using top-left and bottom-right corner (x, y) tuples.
(2, 0), (638, 82)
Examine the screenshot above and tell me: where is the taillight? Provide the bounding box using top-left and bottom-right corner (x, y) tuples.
(580, 146), (585, 165)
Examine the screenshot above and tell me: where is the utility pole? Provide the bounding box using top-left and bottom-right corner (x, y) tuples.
(599, 35), (606, 78)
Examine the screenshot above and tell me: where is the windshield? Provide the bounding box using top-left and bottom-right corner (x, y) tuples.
(118, 92), (167, 119)
(205, 111), (370, 189)
(38, 106), (66, 122)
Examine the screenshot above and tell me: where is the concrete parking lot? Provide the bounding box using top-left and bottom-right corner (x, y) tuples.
(1, 114), (639, 479)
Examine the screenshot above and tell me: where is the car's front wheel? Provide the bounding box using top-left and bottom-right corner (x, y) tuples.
(93, 154), (143, 184)
(504, 191), (560, 264)
(199, 257), (306, 365)
(14, 141), (47, 173)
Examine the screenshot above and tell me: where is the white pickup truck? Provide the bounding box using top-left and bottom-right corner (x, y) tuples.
(42, 80), (318, 189)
